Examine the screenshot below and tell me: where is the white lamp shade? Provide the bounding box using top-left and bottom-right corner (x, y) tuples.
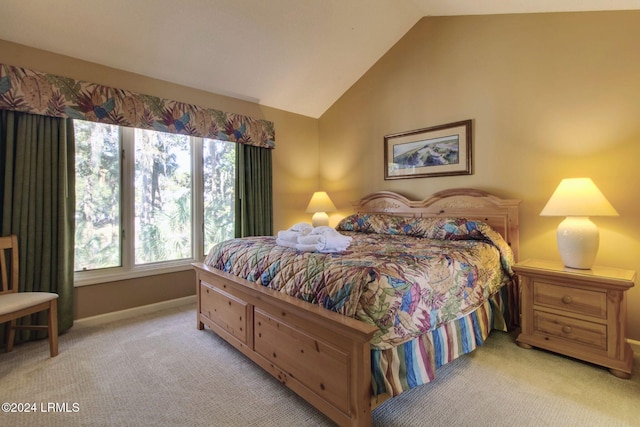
(540, 178), (617, 270)
(305, 191), (337, 213)
(306, 191), (336, 227)
(540, 178), (618, 217)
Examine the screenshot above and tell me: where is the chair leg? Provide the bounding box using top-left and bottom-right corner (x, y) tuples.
(6, 319), (16, 353)
(48, 300), (58, 357)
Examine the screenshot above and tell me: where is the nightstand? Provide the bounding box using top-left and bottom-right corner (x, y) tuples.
(513, 259), (636, 379)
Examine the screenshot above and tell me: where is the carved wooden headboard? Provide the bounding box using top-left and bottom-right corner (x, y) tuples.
(352, 188), (521, 261)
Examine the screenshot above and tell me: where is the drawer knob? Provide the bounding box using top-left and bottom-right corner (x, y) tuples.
(561, 295), (572, 304)
(562, 325), (572, 334)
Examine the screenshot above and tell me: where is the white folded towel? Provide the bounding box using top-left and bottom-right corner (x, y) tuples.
(290, 222), (313, 235)
(298, 235), (321, 245)
(275, 223), (351, 253)
(317, 229), (352, 252)
(295, 243), (320, 252)
(310, 226), (335, 235)
(293, 227), (352, 253)
(275, 223), (314, 248)
(275, 238), (298, 249)
(277, 230), (299, 243)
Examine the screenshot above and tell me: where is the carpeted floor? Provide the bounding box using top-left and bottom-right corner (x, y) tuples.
(0, 303), (638, 426)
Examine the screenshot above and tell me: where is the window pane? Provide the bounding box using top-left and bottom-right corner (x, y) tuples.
(74, 120), (121, 271)
(134, 129), (192, 264)
(203, 138), (235, 253)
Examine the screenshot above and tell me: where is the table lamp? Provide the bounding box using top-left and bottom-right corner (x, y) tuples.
(540, 177), (618, 269)
(305, 191), (336, 227)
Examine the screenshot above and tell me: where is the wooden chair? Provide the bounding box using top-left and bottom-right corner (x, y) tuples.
(0, 235), (59, 357)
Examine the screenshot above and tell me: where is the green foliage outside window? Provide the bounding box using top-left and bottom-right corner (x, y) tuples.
(74, 120), (121, 270)
(74, 120), (236, 272)
(134, 128), (192, 264)
(203, 138), (235, 253)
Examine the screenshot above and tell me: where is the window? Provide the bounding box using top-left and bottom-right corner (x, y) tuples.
(133, 128), (192, 264)
(203, 138), (235, 252)
(74, 120), (121, 271)
(74, 120), (235, 284)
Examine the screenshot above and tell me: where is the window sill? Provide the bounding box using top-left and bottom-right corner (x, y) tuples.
(73, 259), (199, 287)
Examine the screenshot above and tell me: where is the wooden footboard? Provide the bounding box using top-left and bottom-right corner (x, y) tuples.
(193, 262), (378, 427)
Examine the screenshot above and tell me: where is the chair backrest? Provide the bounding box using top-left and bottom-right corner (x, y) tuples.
(0, 235), (19, 295)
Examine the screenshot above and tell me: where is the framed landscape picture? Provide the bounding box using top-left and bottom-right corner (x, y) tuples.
(384, 119), (472, 180)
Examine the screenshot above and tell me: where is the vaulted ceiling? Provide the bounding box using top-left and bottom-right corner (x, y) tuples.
(2, 0), (639, 118)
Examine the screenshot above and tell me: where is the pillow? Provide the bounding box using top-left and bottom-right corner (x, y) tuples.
(336, 213), (422, 235)
(337, 213), (515, 274)
(336, 214), (484, 240)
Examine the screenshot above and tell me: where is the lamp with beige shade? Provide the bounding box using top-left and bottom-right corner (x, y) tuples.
(305, 191), (337, 227)
(540, 177), (618, 269)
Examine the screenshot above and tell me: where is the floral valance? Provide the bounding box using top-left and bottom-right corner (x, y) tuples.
(0, 64), (275, 149)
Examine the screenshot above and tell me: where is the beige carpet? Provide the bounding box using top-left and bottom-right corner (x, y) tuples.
(0, 303), (638, 426)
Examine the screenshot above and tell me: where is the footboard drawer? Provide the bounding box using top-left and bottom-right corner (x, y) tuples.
(200, 282), (249, 344)
(254, 308), (350, 415)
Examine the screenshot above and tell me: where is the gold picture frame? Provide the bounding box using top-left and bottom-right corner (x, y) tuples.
(384, 119), (472, 180)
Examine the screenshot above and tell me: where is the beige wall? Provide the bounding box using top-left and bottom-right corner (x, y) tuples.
(0, 39), (319, 319)
(319, 11), (640, 340)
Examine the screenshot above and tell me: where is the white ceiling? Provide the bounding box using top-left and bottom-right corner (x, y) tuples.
(2, 0), (640, 118)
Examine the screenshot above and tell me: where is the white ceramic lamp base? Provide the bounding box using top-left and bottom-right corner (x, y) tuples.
(311, 212), (329, 227)
(556, 216), (599, 269)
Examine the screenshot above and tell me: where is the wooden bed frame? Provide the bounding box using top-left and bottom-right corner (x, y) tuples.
(193, 188), (520, 426)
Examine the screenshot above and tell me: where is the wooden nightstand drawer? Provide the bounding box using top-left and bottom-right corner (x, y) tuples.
(533, 280), (606, 319)
(533, 311), (607, 350)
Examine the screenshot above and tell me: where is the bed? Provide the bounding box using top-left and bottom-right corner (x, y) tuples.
(193, 188), (520, 426)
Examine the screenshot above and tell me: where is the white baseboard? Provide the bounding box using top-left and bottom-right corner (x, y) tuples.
(629, 338), (640, 355)
(74, 295), (196, 328)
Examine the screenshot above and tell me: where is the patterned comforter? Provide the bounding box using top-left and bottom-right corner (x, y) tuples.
(204, 214), (515, 349)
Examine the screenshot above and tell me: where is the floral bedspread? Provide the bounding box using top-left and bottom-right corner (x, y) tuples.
(204, 214), (515, 349)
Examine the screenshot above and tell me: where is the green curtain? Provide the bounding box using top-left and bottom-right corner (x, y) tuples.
(235, 143), (273, 237)
(0, 110), (75, 343)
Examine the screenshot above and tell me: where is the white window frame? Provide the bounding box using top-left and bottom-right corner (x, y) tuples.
(74, 127), (208, 287)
